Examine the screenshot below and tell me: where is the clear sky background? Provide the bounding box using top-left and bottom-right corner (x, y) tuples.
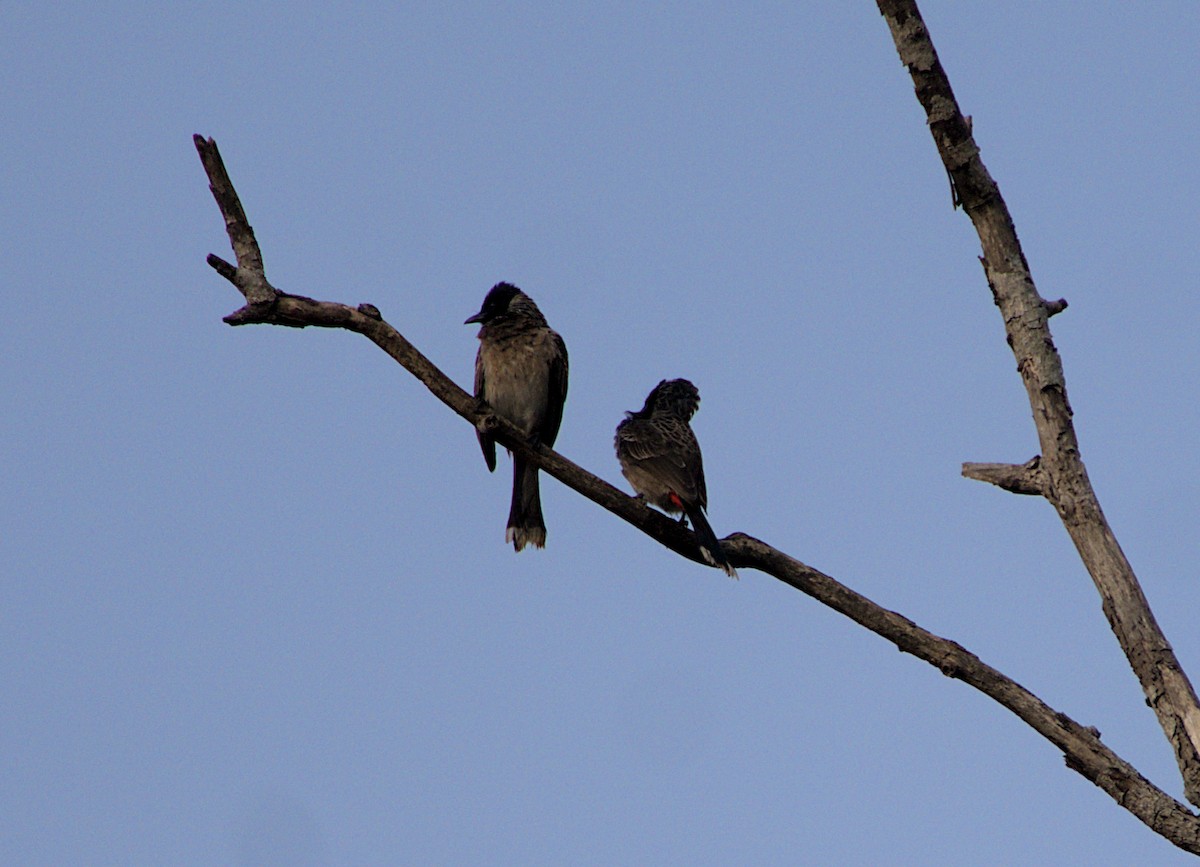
(4, 2), (1199, 865)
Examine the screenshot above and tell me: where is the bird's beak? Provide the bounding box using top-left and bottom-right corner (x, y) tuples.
(464, 310), (484, 325)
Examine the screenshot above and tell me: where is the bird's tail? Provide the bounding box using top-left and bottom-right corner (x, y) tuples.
(685, 506), (737, 579)
(507, 457), (547, 551)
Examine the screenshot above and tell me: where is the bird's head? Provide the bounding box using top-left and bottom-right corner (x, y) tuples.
(636, 378), (701, 421)
(465, 282), (541, 325)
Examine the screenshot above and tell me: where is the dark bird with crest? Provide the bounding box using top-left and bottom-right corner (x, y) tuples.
(466, 282), (569, 550)
(615, 378), (736, 577)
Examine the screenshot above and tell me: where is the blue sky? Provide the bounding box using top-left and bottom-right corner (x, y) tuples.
(4, 2), (1200, 864)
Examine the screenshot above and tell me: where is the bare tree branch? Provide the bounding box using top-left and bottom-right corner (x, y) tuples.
(194, 133), (1200, 853)
(195, 138), (274, 305)
(192, 137), (716, 570)
(961, 456), (1047, 495)
(874, 0), (1200, 810)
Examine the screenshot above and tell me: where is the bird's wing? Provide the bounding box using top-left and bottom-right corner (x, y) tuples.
(617, 418), (703, 504)
(687, 436), (708, 509)
(541, 330), (569, 447)
(474, 344), (496, 472)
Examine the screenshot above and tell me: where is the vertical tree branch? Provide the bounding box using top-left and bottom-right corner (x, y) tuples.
(875, 0), (1200, 806)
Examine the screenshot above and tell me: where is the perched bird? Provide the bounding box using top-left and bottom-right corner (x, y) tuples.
(615, 378), (737, 577)
(466, 282), (569, 550)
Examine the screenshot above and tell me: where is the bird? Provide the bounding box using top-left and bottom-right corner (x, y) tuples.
(614, 378), (737, 577)
(466, 282), (569, 551)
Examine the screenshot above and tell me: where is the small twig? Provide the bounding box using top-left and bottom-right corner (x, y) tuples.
(1043, 298), (1069, 317)
(962, 456), (1047, 495)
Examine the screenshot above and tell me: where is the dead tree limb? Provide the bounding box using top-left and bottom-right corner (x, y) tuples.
(194, 133), (1200, 852)
(875, 0), (1200, 810)
(961, 456), (1047, 496)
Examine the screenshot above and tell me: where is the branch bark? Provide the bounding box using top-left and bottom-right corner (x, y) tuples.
(961, 456), (1046, 495)
(195, 133), (1200, 852)
(876, 0), (1200, 812)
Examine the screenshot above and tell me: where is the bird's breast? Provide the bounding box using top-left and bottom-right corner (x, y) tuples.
(478, 332), (554, 434)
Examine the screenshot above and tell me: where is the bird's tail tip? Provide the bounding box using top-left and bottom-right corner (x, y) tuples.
(507, 525), (547, 551)
(699, 546), (738, 580)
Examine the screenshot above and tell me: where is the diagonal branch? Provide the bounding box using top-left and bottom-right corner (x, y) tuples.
(195, 136), (275, 305)
(875, 0), (1200, 808)
(195, 134), (1200, 852)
